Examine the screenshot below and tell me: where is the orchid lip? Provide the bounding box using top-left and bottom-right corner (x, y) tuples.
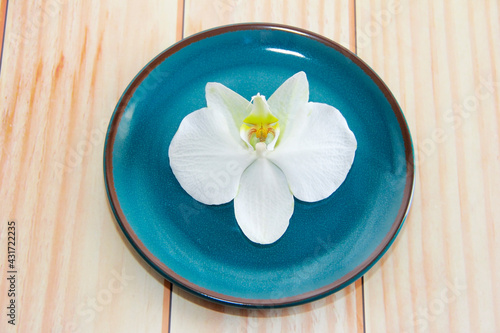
(240, 94), (280, 151)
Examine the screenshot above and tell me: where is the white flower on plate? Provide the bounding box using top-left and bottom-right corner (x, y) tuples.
(169, 72), (357, 244)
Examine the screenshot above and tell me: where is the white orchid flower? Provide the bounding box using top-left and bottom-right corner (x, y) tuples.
(169, 72), (357, 244)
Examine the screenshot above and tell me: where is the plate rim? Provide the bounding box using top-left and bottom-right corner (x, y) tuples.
(104, 22), (415, 308)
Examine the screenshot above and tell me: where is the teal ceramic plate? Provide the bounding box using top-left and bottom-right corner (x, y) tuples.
(104, 23), (414, 308)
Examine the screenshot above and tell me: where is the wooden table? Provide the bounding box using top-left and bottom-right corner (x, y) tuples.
(1, 0), (498, 332)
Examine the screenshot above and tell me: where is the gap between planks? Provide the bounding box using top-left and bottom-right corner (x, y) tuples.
(162, 1), (185, 332)
(0, 0), (9, 74)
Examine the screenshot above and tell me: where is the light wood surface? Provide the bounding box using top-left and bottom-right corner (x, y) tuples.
(0, 0), (498, 332)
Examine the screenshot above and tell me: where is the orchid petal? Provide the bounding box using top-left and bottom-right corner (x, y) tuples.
(169, 107), (256, 205)
(267, 102), (357, 202)
(234, 151), (294, 244)
(267, 71), (309, 144)
(206, 82), (251, 141)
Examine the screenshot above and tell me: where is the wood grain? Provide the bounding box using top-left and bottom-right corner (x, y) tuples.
(171, 282), (363, 333)
(183, 0), (354, 50)
(0, 0), (179, 332)
(169, 1), (364, 333)
(356, 0), (500, 332)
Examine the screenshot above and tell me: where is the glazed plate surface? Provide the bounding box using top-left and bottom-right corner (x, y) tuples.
(104, 24), (414, 307)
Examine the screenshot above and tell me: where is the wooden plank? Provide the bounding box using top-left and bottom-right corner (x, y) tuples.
(171, 283), (363, 333)
(170, 1), (364, 332)
(0, 0), (179, 331)
(356, 0), (500, 332)
(183, 0), (354, 50)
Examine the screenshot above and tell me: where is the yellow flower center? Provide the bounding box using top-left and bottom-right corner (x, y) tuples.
(250, 124), (276, 142)
(240, 94), (280, 150)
